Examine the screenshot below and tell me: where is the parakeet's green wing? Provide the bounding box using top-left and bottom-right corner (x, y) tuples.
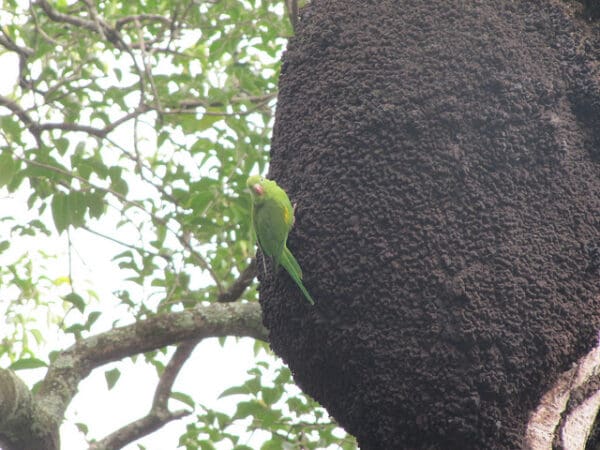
(253, 198), (289, 267)
(266, 180), (295, 232)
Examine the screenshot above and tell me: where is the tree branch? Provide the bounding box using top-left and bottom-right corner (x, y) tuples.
(0, 30), (33, 57)
(0, 95), (42, 146)
(0, 95), (149, 146)
(35, 302), (266, 426)
(154, 340), (197, 407)
(88, 409), (188, 450)
(35, 0), (124, 50)
(218, 260), (257, 302)
(35, 0), (96, 30)
(0, 369), (58, 450)
(89, 341), (198, 450)
(0, 269), (262, 450)
(526, 343), (600, 449)
(115, 14), (173, 30)
(34, 104), (151, 139)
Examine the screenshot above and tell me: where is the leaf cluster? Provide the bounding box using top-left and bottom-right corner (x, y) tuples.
(180, 362), (357, 450)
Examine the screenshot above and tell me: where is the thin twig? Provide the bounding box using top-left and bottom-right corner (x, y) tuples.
(81, 225), (172, 262)
(179, 230), (224, 294)
(67, 229), (74, 291)
(218, 260), (257, 303)
(115, 14), (173, 30)
(80, 0), (107, 39)
(0, 95), (42, 146)
(105, 135), (179, 205)
(29, 3), (64, 47)
(43, 57), (97, 99)
(133, 17), (162, 112)
(14, 103), (150, 140)
(178, 93), (277, 109)
(34, 121), (108, 138)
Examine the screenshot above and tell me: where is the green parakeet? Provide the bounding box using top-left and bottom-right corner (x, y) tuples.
(247, 175), (315, 305)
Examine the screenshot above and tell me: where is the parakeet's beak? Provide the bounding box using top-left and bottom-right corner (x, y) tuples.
(251, 184), (264, 196)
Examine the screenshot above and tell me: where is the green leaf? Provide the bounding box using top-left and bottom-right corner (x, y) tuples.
(0, 116), (22, 143)
(171, 391), (195, 409)
(9, 358), (48, 370)
(261, 386), (282, 405)
(51, 192), (69, 233)
(31, 380), (43, 395)
(68, 190), (86, 228)
(218, 385), (248, 399)
(85, 311), (101, 328)
(274, 367), (291, 384)
(109, 167), (129, 196)
(65, 323), (85, 336)
(0, 152), (17, 186)
(75, 422), (89, 435)
(73, 141), (85, 155)
(48, 351), (60, 363)
(286, 397), (309, 415)
(196, 113), (221, 131)
(104, 368), (121, 390)
(198, 441), (216, 450)
(63, 292), (86, 313)
(87, 191), (105, 218)
(188, 191), (213, 213)
(260, 440), (283, 450)
(233, 400), (265, 420)
(30, 328), (44, 345)
(55, 137), (69, 155)
(0, 240), (9, 253)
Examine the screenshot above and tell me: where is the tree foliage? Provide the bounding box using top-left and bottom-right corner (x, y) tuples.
(0, 0), (356, 448)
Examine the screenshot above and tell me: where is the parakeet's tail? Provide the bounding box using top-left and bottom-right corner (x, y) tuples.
(280, 247), (315, 305)
(281, 246), (302, 279)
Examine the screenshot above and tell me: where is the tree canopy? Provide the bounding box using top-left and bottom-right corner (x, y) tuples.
(0, 0), (356, 448)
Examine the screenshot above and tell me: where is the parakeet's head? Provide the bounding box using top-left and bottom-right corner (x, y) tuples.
(246, 175), (265, 197)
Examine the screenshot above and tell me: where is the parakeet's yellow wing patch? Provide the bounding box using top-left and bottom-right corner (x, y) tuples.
(283, 206), (292, 226)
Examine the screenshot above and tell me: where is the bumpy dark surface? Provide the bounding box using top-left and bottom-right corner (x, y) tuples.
(260, 1), (600, 448)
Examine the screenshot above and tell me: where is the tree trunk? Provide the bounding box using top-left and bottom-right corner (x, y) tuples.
(260, 0), (600, 448)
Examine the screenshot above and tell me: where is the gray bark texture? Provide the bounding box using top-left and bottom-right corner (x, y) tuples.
(0, 302), (266, 450)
